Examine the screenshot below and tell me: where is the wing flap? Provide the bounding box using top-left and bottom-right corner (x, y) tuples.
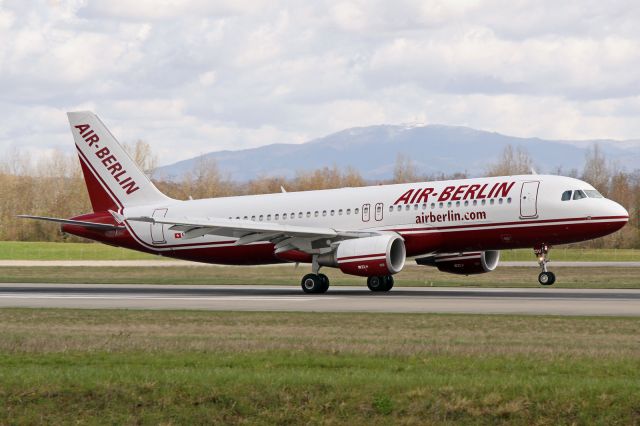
(126, 215), (339, 240)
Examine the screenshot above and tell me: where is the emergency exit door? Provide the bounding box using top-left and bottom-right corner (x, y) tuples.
(151, 208), (168, 244)
(520, 181), (539, 218)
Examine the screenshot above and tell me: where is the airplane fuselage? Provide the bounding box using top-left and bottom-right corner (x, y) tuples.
(64, 174), (628, 265)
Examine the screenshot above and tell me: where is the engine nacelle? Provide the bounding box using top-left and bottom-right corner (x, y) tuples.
(416, 250), (500, 275)
(318, 235), (406, 277)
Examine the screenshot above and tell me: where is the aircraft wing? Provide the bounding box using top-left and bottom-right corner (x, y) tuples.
(125, 215), (376, 254)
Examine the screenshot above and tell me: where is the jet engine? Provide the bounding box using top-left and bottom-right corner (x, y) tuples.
(318, 235), (406, 277)
(416, 250), (500, 275)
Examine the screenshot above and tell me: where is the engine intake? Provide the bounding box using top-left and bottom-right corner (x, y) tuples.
(318, 235), (406, 277)
(416, 250), (500, 275)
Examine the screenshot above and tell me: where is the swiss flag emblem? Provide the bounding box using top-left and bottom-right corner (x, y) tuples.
(174, 232), (183, 239)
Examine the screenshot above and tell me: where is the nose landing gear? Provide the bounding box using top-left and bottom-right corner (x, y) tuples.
(534, 244), (555, 285)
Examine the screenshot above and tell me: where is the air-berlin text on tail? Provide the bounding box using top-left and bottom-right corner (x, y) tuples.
(74, 124), (140, 195)
(394, 182), (515, 205)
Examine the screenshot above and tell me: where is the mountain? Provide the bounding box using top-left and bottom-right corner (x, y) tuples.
(154, 124), (640, 182)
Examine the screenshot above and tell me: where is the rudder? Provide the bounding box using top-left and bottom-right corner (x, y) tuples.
(68, 111), (170, 212)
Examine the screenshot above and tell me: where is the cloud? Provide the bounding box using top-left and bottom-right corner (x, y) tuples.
(1, 0), (640, 167)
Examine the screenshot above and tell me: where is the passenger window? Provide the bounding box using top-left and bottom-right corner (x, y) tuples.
(573, 190), (586, 200)
(266, 214), (271, 221)
(389, 206), (393, 212)
(405, 205), (410, 211)
(322, 210), (327, 216)
(283, 213), (287, 220)
(338, 209), (343, 215)
(259, 215), (264, 221)
(414, 204), (418, 210)
(251, 215), (256, 221)
(298, 212), (303, 218)
(275, 214), (279, 220)
(306, 212), (311, 218)
(464, 200), (469, 206)
(243, 216), (248, 220)
(331, 210), (335, 216)
(455, 201), (460, 207)
(490, 199), (495, 205)
(355, 208), (359, 214)
(346, 209), (351, 215)
(314, 211), (319, 217)
(561, 190), (572, 201)
(422, 203), (427, 210)
(447, 202), (452, 208)
(397, 205), (401, 212)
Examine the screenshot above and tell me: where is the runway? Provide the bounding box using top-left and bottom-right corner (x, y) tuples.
(1, 284), (639, 316)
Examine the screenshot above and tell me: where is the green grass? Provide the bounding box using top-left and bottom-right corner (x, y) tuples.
(0, 241), (158, 261)
(0, 309), (638, 424)
(1, 265), (639, 288)
(0, 241), (639, 261)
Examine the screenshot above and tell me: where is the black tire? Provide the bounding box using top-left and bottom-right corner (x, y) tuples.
(382, 275), (394, 291)
(547, 271), (556, 285)
(318, 273), (330, 292)
(301, 274), (328, 294)
(538, 271), (555, 286)
(367, 276), (384, 292)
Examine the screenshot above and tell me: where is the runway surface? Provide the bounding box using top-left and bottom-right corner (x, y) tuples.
(0, 260), (639, 267)
(1, 284), (639, 316)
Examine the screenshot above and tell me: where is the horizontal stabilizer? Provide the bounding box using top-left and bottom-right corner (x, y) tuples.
(17, 215), (124, 231)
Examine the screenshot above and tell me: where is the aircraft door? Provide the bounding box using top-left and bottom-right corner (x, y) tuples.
(151, 208), (168, 244)
(520, 181), (539, 218)
(362, 204), (370, 222)
(375, 203), (384, 221)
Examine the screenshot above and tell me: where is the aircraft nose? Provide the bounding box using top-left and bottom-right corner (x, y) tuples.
(608, 199), (629, 221)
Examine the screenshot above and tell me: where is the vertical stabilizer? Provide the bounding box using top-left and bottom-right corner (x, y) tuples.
(68, 111), (171, 212)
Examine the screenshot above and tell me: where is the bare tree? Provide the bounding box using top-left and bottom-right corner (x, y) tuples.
(581, 144), (610, 195)
(486, 145), (534, 176)
(393, 153), (419, 183)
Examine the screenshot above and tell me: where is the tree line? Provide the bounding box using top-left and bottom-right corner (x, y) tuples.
(1, 142), (638, 248)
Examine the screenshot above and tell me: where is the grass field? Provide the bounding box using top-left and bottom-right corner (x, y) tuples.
(0, 309), (638, 424)
(1, 241), (639, 261)
(1, 264), (639, 288)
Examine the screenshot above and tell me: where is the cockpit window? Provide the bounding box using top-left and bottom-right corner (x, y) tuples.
(573, 190), (587, 200)
(585, 190), (603, 198)
(561, 190), (572, 201)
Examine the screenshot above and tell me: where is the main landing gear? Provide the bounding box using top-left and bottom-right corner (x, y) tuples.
(301, 256), (330, 294)
(367, 275), (394, 292)
(534, 244), (556, 286)
(301, 273), (330, 294)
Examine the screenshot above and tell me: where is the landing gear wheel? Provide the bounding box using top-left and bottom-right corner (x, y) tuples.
(381, 275), (394, 292)
(538, 271), (556, 286)
(367, 276), (384, 292)
(367, 275), (394, 292)
(301, 274), (328, 294)
(318, 274), (330, 292)
(534, 244), (556, 286)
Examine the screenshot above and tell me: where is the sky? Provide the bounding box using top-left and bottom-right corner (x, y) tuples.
(2, 0), (640, 166)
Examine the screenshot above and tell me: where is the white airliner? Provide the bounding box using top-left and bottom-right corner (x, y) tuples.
(20, 112), (629, 293)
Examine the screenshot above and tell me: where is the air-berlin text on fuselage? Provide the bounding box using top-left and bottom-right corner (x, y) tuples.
(393, 181), (515, 205)
(74, 124), (140, 195)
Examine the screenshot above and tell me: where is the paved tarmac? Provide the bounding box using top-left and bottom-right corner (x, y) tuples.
(0, 260), (639, 267)
(0, 284), (639, 316)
